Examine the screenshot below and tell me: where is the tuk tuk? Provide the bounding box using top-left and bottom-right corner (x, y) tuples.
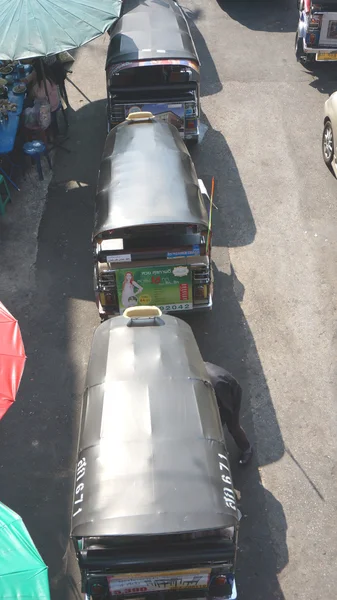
(93, 112), (213, 320)
(106, 0), (200, 143)
(71, 307), (239, 600)
(296, 0), (337, 62)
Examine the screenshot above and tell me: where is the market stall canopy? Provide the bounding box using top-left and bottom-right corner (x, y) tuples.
(0, 301), (26, 420)
(0, 0), (122, 60)
(0, 501), (50, 599)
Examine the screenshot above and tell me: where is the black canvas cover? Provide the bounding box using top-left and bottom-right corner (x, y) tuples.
(106, 0), (199, 67)
(93, 117), (209, 239)
(71, 314), (238, 538)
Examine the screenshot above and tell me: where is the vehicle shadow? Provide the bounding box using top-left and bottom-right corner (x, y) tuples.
(0, 83), (287, 600)
(185, 10), (223, 97)
(190, 109), (256, 248)
(0, 98), (106, 600)
(215, 0), (296, 33)
(185, 263), (287, 600)
(49, 94), (284, 597)
(304, 62), (337, 96)
(0, 292), (84, 598)
(50, 98), (107, 188)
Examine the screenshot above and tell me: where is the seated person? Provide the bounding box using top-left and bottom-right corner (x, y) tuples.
(23, 60), (60, 133)
(204, 362), (253, 466)
(27, 59), (60, 113)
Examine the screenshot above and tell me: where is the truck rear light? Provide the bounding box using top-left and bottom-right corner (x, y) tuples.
(309, 15), (321, 27)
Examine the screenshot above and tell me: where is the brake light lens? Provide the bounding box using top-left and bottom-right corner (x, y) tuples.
(194, 284), (207, 299)
(91, 583), (106, 596)
(209, 573), (233, 598)
(186, 119), (197, 129)
(215, 576), (227, 585)
(309, 15), (322, 27)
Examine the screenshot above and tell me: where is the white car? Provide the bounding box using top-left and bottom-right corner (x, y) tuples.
(322, 92), (337, 175)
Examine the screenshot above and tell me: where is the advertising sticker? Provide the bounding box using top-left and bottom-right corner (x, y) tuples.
(116, 265), (193, 313)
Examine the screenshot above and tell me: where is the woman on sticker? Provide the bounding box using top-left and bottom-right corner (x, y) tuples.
(121, 272), (143, 308)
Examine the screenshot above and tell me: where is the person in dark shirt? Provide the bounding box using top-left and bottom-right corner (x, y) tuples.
(204, 362), (253, 465)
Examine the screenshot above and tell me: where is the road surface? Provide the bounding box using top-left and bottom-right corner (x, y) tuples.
(0, 1), (336, 599)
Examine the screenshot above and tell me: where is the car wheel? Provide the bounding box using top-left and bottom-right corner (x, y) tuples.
(295, 33), (304, 61)
(322, 121), (334, 167)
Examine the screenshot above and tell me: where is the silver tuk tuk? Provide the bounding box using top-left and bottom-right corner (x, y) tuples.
(93, 112), (213, 320)
(71, 307), (239, 600)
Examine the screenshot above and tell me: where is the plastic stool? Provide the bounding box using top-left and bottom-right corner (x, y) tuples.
(23, 141), (52, 181)
(0, 174), (11, 215)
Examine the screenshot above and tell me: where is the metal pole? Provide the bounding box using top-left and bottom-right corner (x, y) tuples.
(40, 58), (50, 102)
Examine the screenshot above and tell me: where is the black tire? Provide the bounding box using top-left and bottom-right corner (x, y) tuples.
(295, 33), (304, 61)
(322, 120), (334, 168)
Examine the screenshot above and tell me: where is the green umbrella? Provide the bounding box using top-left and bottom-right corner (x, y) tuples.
(0, 0), (122, 60)
(0, 501), (50, 599)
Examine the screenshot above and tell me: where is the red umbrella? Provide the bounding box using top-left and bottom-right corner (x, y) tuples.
(0, 302), (26, 419)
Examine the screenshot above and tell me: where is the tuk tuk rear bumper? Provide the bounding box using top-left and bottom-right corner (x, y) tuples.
(99, 297), (213, 320)
(83, 585), (237, 600)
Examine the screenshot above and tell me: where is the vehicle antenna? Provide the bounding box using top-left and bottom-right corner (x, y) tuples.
(206, 177), (215, 252)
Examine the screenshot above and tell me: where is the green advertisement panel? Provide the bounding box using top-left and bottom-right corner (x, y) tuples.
(116, 265), (193, 313)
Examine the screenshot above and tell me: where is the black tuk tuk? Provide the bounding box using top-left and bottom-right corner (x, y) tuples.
(71, 307), (239, 600)
(93, 112), (213, 320)
(106, 0), (200, 143)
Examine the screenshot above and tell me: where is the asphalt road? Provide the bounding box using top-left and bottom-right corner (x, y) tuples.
(0, 1), (337, 599)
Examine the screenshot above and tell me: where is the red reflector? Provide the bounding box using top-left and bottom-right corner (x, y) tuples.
(92, 584), (105, 595)
(215, 576), (227, 585)
(187, 120), (196, 129)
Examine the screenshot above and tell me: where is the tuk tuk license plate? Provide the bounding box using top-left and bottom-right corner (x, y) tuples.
(316, 52), (337, 61)
(107, 569), (211, 595)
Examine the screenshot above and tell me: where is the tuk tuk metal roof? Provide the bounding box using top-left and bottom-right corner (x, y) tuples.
(71, 314), (238, 538)
(106, 0), (199, 68)
(93, 118), (209, 239)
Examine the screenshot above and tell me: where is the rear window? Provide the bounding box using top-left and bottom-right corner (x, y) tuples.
(109, 65), (193, 88)
(83, 529), (230, 550)
(98, 225), (207, 256)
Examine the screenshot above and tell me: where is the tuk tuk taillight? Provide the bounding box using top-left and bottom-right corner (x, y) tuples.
(209, 574), (232, 598)
(215, 576), (227, 585)
(192, 266), (210, 305)
(194, 285), (207, 299)
(91, 583), (107, 596)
